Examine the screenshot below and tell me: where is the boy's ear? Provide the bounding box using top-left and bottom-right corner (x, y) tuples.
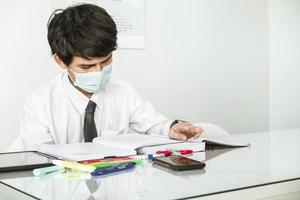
(54, 55), (68, 69)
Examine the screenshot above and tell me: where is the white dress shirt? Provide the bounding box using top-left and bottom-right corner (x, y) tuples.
(19, 72), (172, 150)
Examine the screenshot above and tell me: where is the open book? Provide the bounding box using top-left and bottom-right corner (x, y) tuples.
(93, 134), (206, 155)
(40, 133), (249, 161)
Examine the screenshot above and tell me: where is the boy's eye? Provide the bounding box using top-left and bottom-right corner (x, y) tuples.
(80, 64), (95, 69)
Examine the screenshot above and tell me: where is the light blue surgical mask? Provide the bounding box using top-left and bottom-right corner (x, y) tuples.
(69, 64), (112, 93)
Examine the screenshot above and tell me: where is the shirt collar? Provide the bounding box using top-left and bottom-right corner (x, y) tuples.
(62, 72), (103, 115)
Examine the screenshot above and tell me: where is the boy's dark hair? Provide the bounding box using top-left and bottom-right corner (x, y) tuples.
(47, 4), (117, 65)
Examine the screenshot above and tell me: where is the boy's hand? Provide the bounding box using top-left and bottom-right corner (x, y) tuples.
(168, 122), (204, 141)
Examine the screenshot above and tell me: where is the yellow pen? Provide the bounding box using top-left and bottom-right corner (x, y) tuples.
(52, 160), (96, 172)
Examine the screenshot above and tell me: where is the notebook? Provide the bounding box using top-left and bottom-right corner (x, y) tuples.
(92, 134), (206, 154)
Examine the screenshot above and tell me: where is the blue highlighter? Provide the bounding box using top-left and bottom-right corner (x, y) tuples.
(91, 162), (136, 177)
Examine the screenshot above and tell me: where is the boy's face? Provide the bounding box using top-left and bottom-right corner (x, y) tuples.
(54, 53), (113, 96)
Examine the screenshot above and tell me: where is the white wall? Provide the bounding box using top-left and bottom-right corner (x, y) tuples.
(114, 0), (269, 134)
(0, 1), (59, 151)
(1, 0), (297, 151)
(269, 0), (300, 130)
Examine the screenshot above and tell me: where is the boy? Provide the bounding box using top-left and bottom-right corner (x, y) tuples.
(19, 4), (203, 150)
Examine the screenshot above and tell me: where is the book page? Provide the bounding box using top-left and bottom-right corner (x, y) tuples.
(41, 143), (136, 161)
(93, 134), (183, 150)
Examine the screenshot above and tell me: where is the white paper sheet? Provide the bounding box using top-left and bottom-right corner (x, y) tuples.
(51, 0), (146, 49)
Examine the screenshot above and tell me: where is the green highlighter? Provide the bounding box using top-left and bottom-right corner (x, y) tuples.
(92, 159), (143, 169)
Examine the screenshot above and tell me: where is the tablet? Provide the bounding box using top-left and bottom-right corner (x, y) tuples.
(0, 151), (57, 172)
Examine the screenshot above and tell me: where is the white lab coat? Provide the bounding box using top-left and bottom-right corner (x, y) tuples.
(19, 72), (172, 150)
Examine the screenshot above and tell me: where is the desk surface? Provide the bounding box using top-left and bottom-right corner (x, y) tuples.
(1, 129), (300, 200)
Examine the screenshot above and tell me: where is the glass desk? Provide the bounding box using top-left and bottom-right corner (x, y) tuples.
(1, 129), (300, 200)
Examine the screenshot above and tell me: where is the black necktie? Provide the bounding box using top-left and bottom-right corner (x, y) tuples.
(84, 101), (98, 142)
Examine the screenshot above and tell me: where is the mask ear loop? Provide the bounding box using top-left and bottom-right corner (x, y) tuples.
(67, 67), (78, 86)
